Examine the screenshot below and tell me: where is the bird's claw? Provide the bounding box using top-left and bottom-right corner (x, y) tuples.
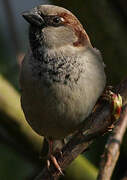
(47, 155), (64, 175)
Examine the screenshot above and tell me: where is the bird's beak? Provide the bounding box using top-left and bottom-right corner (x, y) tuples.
(22, 8), (45, 27)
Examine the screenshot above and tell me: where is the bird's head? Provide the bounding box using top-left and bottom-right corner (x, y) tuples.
(22, 5), (91, 56)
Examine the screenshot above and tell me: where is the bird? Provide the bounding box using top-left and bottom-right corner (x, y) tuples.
(20, 4), (106, 172)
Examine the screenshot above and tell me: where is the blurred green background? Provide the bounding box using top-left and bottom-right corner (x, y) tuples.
(0, 0), (127, 179)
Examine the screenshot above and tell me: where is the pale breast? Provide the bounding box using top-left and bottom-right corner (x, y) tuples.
(20, 48), (106, 139)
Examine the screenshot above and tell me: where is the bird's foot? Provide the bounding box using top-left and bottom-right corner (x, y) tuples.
(92, 86), (114, 113)
(47, 154), (64, 175)
(55, 148), (63, 158)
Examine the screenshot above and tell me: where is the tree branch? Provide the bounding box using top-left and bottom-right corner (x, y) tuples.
(97, 105), (127, 180)
(34, 77), (127, 180)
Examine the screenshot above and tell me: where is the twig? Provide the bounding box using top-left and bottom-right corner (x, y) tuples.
(97, 105), (127, 180)
(34, 77), (127, 180)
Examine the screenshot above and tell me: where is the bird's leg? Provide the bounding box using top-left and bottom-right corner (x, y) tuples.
(52, 139), (66, 158)
(47, 139), (63, 175)
(92, 86), (114, 113)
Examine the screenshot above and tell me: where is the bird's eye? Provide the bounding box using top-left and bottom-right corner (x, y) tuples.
(44, 16), (64, 27)
(53, 17), (61, 24)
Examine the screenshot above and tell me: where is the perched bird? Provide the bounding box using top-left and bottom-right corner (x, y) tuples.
(20, 5), (106, 171)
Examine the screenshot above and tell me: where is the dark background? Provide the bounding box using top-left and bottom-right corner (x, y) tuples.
(0, 0), (127, 179)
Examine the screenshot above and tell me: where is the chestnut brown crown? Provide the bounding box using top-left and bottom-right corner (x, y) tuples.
(22, 5), (91, 49)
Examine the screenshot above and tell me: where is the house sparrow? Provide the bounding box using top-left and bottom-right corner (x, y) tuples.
(20, 5), (106, 172)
